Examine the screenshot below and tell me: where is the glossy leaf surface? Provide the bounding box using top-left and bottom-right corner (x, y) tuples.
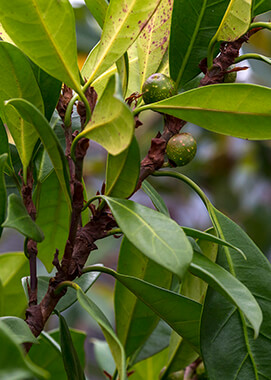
(51, 329), (86, 372)
(0, 42), (44, 170)
(58, 313), (85, 380)
(191, 251), (262, 337)
(253, 0), (271, 16)
(131, 348), (168, 380)
(0, 316), (38, 345)
(161, 236), (218, 379)
(105, 136), (140, 198)
(183, 226), (245, 258)
(215, 0), (252, 42)
(201, 209), (271, 379)
(84, 0), (108, 28)
(5, 99), (71, 209)
(30, 63), (62, 121)
(77, 289), (127, 380)
(2, 194), (44, 242)
(83, 0), (161, 84)
(0, 252), (29, 317)
(115, 238), (172, 357)
(169, 0), (229, 85)
(102, 196), (193, 280)
(0, 119), (14, 175)
(137, 0), (172, 90)
(133, 320), (171, 365)
(0, 0), (82, 93)
(29, 329), (86, 380)
(22, 271), (100, 313)
(72, 75), (134, 156)
(0, 154), (7, 237)
(141, 180), (170, 216)
(116, 52), (129, 98)
(92, 339), (115, 375)
(0, 322), (48, 379)
(110, 269), (201, 351)
(146, 84), (271, 140)
(35, 171), (70, 272)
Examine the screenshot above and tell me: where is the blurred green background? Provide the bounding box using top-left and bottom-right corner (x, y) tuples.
(0, 2), (271, 379)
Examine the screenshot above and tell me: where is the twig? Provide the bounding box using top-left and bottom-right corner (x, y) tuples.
(21, 170), (38, 306)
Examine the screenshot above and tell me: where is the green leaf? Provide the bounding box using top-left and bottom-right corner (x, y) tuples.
(0, 252), (29, 317)
(57, 313), (86, 380)
(0, 42), (44, 170)
(130, 348), (169, 380)
(0, 119), (13, 174)
(83, 0), (162, 84)
(115, 238), (172, 357)
(105, 136), (140, 198)
(72, 75), (134, 157)
(136, 0), (172, 91)
(0, 317), (38, 345)
(0, 154), (8, 237)
(161, 237), (218, 379)
(105, 268), (202, 351)
(84, 0), (108, 28)
(201, 210), (271, 379)
(191, 251), (262, 337)
(5, 99), (71, 210)
(116, 52), (130, 98)
(0, 322), (49, 380)
(22, 271), (101, 313)
(29, 330), (85, 380)
(133, 320), (172, 365)
(169, 0), (229, 85)
(158, 171), (271, 378)
(215, 0), (252, 42)
(253, 0), (271, 16)
(92, 339), (115, 375)
(183, 226), (246, 259)
(162, 233), (221, 378)
(101, 196), (193, 280)
(0, 0), (82, 94)
(28, 331), (64, 380)
(0, 22), (14, 44)
(89, 49), (139, 99)
(144, 84), (271, 140)
(77, 289), (127, 380)
(34, 171), (70, 272)
(161, 332), (197, 379)
(2, 194), (44, 242)
(30, 62), (62, 121)
(141, 180), (170, 216)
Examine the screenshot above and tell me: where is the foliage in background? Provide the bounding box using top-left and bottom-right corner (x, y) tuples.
(1, 1), (271, 379)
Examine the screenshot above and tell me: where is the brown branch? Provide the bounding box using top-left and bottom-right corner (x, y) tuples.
(24, 28), (261, 348)
(137, 28), (261, 187)
(22, 170), (38, 306)
(199, 28), (260, 86)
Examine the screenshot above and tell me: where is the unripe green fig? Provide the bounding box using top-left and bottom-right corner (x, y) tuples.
(166, 133), (197, 166)
(142, 73), (177, 104)
(224, 66), (237, 83)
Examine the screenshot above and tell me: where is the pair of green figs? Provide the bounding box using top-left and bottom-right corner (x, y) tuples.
(142, 72), (197, 167)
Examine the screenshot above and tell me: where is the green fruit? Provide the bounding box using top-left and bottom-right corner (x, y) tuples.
(224, 66), (237, 83)
(166, 133), (197, 166)
(142, 73), (177, 104)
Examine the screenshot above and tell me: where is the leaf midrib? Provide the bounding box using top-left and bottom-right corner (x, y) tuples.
(109, 198), (180, 264)
(176, 0), (208, 87)
(30, 0), (79, 92)
(152, 104), (271, 117)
